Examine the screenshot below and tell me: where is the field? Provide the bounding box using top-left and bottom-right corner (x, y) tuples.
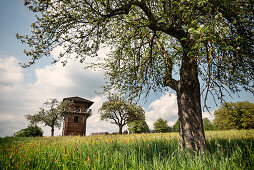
(0, 130), (253, 170)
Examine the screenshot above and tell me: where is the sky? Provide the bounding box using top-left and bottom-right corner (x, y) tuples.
(0, 0), (253, 137)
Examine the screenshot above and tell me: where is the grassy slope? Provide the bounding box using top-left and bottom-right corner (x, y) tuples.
(0, 130), (253, 169)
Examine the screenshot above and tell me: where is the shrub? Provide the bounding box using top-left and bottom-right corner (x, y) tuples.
(15, 125), (43, 137)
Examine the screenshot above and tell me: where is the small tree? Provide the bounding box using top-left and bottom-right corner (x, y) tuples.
(172, 120), (179, 132)
(99, 94), (145, 134)
(203, 118), (213, 131)
(214, 101), (254, 130)
(15, 125), (43, 137)
(153, 118), (172, 133)
(26, 98), (72, 136)
(128, 119), (149, 134)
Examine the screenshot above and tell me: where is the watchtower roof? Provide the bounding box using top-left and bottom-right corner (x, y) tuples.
(63, 96), (94, 108)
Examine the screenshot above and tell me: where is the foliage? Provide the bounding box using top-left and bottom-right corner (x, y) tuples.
(203, 118), (214, 131)
(99, 94), (145, 134)
(127, 106), (150, 134)
(128, 119), (150, 134)
(1, 130), (254, 169)
(214, 101), (254, 130)
(172, 120), (179, 132)
(17, 0), (253, 98)
(123, 130), (129, 134)
(15, 125), (43, 137)
(26, 98), (72, 136)
(153, 118), (172, 133)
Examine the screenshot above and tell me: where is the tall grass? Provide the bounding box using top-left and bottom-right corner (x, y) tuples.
(0, 130), (253, 169)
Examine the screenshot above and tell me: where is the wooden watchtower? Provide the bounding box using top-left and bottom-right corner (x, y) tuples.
(62, 96), (93, 136)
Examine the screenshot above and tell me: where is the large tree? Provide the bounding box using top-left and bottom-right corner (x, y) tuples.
(99, 94), (145, 134)
(18, 0), (253, 151)
(214, 101), (254, 130)
(26, 98), (72, 136)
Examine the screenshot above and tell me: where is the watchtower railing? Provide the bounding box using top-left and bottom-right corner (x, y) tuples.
(63, 108), (92, 115)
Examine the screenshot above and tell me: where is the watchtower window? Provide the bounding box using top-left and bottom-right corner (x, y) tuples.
(74, 116), (78, 123)
(75, 106), (80, 112)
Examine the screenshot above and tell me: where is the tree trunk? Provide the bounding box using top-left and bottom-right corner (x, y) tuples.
(51, 127), (54, 137)
(83, 115), (87, 136)
(176, 50), (206, 151)
(119, 125), (123, 134)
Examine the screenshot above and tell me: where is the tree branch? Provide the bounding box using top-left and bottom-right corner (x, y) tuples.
(153, 38), (178, 91)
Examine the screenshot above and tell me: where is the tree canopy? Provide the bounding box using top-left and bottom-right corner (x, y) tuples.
(153, 118), (172, 133)
(26, 98), (72, 136)
(18, 0), (253, 151)
(99, 94), (145, 134)
(18, 0), (253, 97)
(214, 101), (254, 130)
(128, 119), (150, 134)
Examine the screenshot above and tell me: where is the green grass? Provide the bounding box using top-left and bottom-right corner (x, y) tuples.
(0, 130), (253, 169)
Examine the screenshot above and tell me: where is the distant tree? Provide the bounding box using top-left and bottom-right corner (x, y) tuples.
(203, 118), (213, 131)
(123, 130), (129, 134)
(99, 94), (145, 134)
(15, 125), (43, 137)
(128, 119), (150, 134)
(25, 99), (72, 136)
(153, 118), (172, 133)
(214, 101), (254, 130)
(172, 120), (179, 132)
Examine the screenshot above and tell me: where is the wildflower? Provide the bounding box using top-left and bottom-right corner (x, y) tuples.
(10, 152), (14, 159)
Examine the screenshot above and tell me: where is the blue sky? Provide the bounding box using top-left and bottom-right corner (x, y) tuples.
(0, 0), (253, 137)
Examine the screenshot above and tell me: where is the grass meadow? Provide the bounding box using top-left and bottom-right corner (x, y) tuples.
(0, 130), (253, 169)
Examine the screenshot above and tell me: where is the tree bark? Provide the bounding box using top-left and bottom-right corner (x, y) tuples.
(176, 49), (206, 151)
(158, 36), (207, 151)
(51, 127), (54, 137)
(83, 115), (87, 136)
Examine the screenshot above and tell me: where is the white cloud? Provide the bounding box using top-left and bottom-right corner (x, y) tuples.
(202, 111), (215, 122)
(34, 65), (74, 89)
(0, 57), (23, 91)
(145, 91), (178, 129)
